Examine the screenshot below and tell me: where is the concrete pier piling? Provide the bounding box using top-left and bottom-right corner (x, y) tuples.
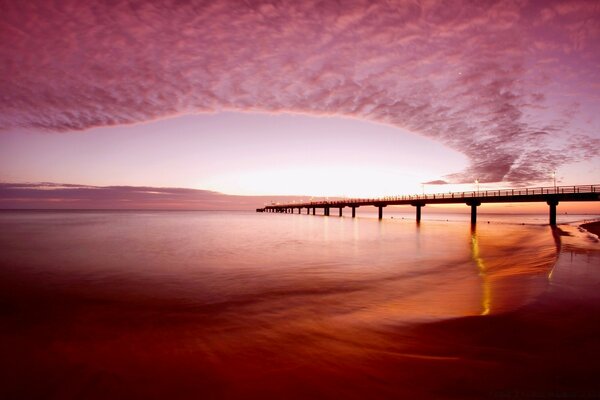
(547, 199), (559, 225)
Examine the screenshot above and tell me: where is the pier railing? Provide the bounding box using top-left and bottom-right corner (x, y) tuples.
(274, 184), (600, 207)
(259, 184), (599, 225)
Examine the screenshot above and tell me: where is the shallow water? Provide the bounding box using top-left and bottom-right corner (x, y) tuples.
(0, 211), (598, 399)
(0, 211), (559, 319)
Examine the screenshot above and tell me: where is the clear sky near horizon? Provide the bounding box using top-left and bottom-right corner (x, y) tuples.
(1, 0), (599, 210)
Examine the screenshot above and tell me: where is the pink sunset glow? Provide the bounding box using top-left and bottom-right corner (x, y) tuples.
(1, 0), (599, 205)
(3, 3), (600, 398)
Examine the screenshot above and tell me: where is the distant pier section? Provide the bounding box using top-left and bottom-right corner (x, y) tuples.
(257, 184), (600, 225)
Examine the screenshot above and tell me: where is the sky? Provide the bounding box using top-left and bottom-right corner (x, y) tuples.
(1, 0), (599, 210)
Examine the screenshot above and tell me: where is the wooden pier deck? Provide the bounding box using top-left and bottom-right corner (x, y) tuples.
(257, 184), (600, 225)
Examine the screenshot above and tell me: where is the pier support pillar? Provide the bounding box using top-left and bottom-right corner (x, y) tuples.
(339, 207), (343, 217)
(312, 207), (316, 215)
(306, 208), (310, 215)
(377, 205), (386, 220)
(325, 207), (330, 216)
(467, 201), (481, 225)
(547, 199), (559, 225)
(351, 206), (356, 218)
(411, 203), (425, 223)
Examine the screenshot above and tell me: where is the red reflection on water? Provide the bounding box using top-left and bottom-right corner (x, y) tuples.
(1, 212), (599, 399)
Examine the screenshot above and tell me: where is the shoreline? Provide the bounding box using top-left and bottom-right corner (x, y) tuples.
(388, 219), (600, 398)
(1, 212), (599, 399)
(581, 220), (600, 237)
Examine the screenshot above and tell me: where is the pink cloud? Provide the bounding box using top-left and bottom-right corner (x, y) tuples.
(0, 183), (306, 210)
(1, 0), (599, 185)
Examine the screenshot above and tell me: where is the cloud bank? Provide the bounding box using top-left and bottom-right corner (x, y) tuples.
(0, 182), (304, 210)
(1, 0), (599, 184)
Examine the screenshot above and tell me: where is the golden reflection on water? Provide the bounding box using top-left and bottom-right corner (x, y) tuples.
(0, 211), (568, 399)
(466, 223), (558, 316)
(547, 226), (565, 281)
(470, 227), (491, 315)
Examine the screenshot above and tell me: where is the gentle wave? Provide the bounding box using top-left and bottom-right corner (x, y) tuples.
(0, 210), (585, 399)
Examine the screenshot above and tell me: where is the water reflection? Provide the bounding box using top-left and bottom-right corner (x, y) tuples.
(0, 211), (566, 399)
(465, 223), (558, 315)
(548, 226), (563, 281)
(470, 226), (491, 315)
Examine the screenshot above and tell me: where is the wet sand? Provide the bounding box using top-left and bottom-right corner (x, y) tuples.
(1, 219), (599, 399)
(390, 223), (600, 399)
(581, 220), (600, 237)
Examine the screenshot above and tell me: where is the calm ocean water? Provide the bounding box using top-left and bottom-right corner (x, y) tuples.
(1, 210), (599, 399)
(0, 210), (566, 318)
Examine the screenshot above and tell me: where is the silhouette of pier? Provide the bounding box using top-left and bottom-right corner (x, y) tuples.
(257, 184), (600, 225)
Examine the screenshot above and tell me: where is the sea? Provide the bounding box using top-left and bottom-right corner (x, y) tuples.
(1, 210), (599, 399)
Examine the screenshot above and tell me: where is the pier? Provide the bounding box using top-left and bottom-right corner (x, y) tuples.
(257, 184), (600, 225)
